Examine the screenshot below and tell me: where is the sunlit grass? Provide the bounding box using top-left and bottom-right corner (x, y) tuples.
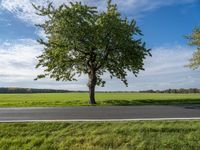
(0, 121), (200, 150)
(0, 93), (200, 107)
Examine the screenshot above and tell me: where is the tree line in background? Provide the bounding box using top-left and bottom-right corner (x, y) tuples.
(0, 1), (198, 104)
(0, 88), (70, 93)
(0, 87), (200, 94)
(30, 0), (199, 104)
(139, 88), (200, 94)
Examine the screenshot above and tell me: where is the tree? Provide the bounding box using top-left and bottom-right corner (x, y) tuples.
(33, 0), (151, 104)
(187, 25), (200, 69)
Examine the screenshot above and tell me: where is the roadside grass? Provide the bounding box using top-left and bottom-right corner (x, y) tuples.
(0, 93), (200, 107)
(0, 121), (200, 150)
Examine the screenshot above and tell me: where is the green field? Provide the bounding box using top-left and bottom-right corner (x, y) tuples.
(0, 93), (200, 107)
(0, 121), (200, 150)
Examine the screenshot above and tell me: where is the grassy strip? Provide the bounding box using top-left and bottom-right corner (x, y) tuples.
(0, 93), (200, 107)
(0, 121), (200, 149)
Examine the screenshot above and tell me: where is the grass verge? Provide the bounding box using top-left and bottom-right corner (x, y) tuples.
(0, 93), (200, 107)
(0, 121), (200, 150)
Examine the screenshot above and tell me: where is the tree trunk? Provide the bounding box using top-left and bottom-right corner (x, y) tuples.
(89, 83), (96, 105)
(88, 69), (97, 105)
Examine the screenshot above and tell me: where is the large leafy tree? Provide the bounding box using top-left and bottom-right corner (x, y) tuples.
(187, 25), (200, 69)
(34, 0), (151, 104)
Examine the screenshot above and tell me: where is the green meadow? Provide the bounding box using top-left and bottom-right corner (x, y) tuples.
(0, 121), (200, 150)
(0, 93), (199, 107)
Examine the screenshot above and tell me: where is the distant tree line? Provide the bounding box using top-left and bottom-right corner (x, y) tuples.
(139, 88), (200, 94)
(0, 88), (70, 94)
(0, 88), (200, 94)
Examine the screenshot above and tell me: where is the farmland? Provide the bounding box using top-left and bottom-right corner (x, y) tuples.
(0, 93), (199, 107)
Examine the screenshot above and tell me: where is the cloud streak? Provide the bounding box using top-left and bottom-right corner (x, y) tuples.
(0, 39), (41, 79)
(0, 0), (199, 90)
(0, 0), (197, 24)
(0, 39), (199, 90)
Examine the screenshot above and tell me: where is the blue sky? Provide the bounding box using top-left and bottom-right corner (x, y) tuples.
(139, 2), (200, 47)
(0, 0), (200, 91)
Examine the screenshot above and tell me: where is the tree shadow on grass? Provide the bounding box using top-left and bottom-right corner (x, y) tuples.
(101, 99), (200, 106)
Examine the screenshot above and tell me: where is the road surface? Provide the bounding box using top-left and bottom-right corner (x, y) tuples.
(0, 105), (200, 122)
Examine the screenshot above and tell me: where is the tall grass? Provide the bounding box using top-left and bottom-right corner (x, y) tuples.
(0, 121), (200, 149)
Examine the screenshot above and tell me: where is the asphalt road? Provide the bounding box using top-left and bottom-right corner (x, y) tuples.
(0, 105), (200, 122)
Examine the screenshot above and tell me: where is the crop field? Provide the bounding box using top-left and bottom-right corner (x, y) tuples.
(0, 93), (199, 107)
(0, 121), (200, 150)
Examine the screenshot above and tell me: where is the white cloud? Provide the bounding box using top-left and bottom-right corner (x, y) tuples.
(0, 0), (199, 90)
(141, 46), (194, 76)
(0, 0), (197, 25)
(0, 40), (199, 90)
(1, 0), (44, 24)
(0, 39), (42, 79)
(0, 39), (88, 90)
(115, 0), (197, 16)
(95, 46), (200, 91)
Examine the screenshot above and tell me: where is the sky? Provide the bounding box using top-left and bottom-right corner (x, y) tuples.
(0, 0), (200, 91)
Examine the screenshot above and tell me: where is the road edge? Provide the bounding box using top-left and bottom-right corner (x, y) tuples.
(1, 117), (200, 123)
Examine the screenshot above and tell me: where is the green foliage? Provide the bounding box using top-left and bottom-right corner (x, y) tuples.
(188, 26), (200, 46)
(1, 121), (200, 149)
(188, 48), (200, 70)
(187, 26), (200, 69)
(33, 1), (151, 87)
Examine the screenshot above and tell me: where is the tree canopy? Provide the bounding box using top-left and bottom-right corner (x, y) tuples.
(187, 25), (200, 69)
(33, 0), (151, 104)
